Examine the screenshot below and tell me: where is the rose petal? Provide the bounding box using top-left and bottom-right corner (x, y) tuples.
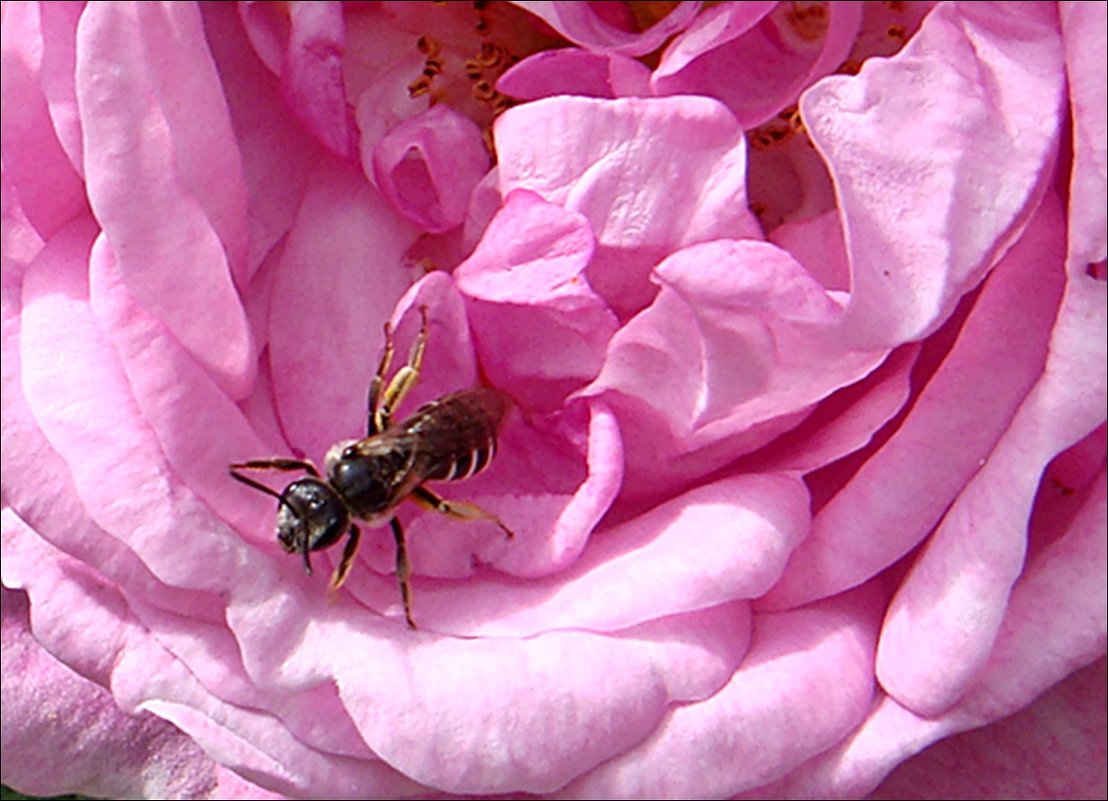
(0, 579), (253, 800)
(511, 1), (701, 57)
(283, 1), (355, 159)
(268, 158), (417, 460)
(653, 1), (862, 128)
(494, 95), (762, 315)
(76, 2), (254, 397)
(455, 189), (617, 410)
(0, 1), (86, 237)
(2, 512), (419, 798)
(407, 472), (809, 636)
(561, 587), (882, 799)
(371, 103), (490, 233)
(19, 219), (250, 592)
(203, 1), (323, 276)
(585, 238), (884, 498)
(877, 202), (1107, 715)
(336, 604), (748, 794)
(805, 1), (1066, 348)
(754, 471), (1107, 798)
(762, 196), (1067, 611)
(497, 48), (652, 100)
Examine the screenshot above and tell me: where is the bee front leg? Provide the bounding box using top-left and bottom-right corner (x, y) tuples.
(411, 486), (514, 540)
(390, 517), (418, 629)
(328, 524), (362, 592)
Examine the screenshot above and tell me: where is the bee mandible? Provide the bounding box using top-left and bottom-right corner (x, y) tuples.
(229, 307), (513, 629)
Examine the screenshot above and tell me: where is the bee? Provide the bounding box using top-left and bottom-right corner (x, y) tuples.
(229, 306), (513, 629)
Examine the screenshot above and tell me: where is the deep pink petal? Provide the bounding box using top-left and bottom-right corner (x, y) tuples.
(497, 48), (652, 100)
(653, 1), (862, 128)
(76, 2), (254, 397)
(283, 1), (355, 159)
(511, 1), (701, 57)
(0, 1), (87, 238)
(372, 103), (490, 233)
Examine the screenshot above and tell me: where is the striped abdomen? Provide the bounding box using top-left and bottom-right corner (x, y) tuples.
(402, 387), (510, 483)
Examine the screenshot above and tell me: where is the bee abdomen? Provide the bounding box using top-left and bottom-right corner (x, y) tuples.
(434, 439), (496, 482)
(406, 387), (509, 484)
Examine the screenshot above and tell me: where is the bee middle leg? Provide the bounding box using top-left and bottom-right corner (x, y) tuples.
(390, 516), (417, 629)
(369, 305), (430, 434)
(411, 486), (514, 539)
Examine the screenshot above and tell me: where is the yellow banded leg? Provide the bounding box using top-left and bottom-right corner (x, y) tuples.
(368, 322), (396, 434)
(376, 306), (430, 429)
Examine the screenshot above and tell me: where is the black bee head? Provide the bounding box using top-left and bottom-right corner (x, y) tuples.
(276, 478), (350, 574)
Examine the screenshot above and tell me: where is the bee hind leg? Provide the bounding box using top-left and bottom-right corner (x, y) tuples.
(411, 486), (514, 540)
(371, 305), (430, 434)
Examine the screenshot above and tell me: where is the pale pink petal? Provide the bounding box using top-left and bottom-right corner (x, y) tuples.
(407, 473), (808, 636)
(203, 1), (324, 276)
(763, 197), (1067, 611)
(0, 581), (252, 800)
(497, 48), (652, 100)
(334, 604), (747, 794)
(756, 471), (1107, 798)
(511, 1), (701, 57)
(876, 201), (1107, 714)
(1061, 1), (1107, 267)
(0, 1), (87, 237)
(77, 2), (254, 397)
(585, 239), (884, 498)
(871, 659), (1107, 800)
(267, 159), (417, 460)
(494, 95), (762, 315)
(2, 513), (419, 798)
(455, 189), (617, 410)
(739, 343), (918, 474)
(806, 1), (1066, 348)
(87, 236), (270, 536)
(653, 1), (862, 128)
(371, 104), (490, 233)
(562, 588), (882, 798)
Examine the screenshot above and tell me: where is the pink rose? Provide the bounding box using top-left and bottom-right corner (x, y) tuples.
(2, 2), (1104, 800)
